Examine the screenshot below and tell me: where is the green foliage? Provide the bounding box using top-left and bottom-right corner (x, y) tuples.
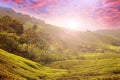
(0, 49), (67, 80)
(0, 14), (120, 80)
(10, 19), (23, 35)
(1, 15), (120, 64)
(0, 16), (23, 35)
(50, 52), (120, 80)
(0, 16), (52, 64)
(0, 32), (19, 53)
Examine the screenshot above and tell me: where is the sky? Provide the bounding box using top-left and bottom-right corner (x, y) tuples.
(0, 0), (120, 31)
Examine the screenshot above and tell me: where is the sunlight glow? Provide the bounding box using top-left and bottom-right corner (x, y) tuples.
(46, 17), (98, 31)
(66, 19), (80, 30)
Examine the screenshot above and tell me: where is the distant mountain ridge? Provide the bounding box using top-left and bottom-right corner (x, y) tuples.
(0, 6), (44, 24)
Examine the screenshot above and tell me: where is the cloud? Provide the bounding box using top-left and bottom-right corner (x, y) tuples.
(95, 0), (120, 28)
(1, 0), (72, 14)
(1, 0), (120, 29)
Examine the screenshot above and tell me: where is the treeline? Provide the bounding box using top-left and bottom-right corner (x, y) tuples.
(0, 16), (66, 64)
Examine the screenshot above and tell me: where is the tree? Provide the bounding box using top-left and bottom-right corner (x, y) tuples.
(0, 33), (19, 53)
(0, 16), (13, 32)
(32, 24), (38, 30)
(10, 19), (23, 35)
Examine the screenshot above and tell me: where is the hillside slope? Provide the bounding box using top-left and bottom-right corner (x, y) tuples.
(0, 49), (67, 80)
(35, 25), (120, 53)
(50, 52), (120, 80)
(1, 6), (120, 53)
(95, 29), (120, 38)
(0, 6), (120, 80)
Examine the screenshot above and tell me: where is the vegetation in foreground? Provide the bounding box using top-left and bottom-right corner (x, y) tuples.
(50, 52), (120, 80)
(0, 48), (120, 80)
(0, 49), (67, 80)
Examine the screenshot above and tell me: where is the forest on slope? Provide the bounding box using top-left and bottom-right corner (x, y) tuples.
(0, 6), (120, 80)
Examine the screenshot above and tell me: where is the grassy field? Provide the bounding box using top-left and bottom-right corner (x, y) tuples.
(0, 49), (67, 80)
(49, 52), (120, 80)
(0, 48), (120, 80)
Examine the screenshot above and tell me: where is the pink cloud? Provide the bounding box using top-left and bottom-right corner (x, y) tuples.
(95, 0), (120, 28)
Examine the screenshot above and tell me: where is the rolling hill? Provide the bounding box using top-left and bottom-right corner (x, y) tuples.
(0, 6), (120, 80)
(0, 49), (67, 80)
(0, 6), (120, 53)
